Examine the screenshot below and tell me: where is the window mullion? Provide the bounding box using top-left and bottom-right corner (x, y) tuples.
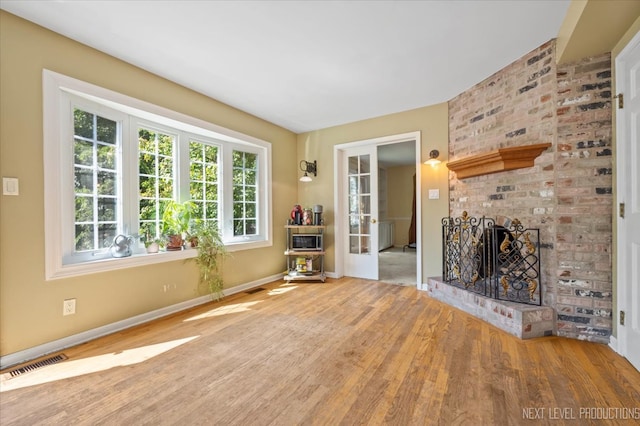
(177, 132), (190, 203)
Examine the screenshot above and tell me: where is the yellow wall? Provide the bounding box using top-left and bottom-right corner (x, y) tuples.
(296, 104), (449, 281)
(557, 0), (640, 64)
(0, 11), (298, 356)
(386, 165), (416, 247)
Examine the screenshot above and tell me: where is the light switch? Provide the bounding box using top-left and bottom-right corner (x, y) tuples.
(3, 177), (19, 196)
(428, 189), (439, 200)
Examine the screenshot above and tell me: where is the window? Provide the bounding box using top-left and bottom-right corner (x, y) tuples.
(137, 126), (176, 242)
(43, 70), (272, 280)
(189, 139), (219, 229)
(73, 109), (120, 253)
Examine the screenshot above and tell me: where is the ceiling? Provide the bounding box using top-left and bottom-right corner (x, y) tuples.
(1, 1), (571, 134)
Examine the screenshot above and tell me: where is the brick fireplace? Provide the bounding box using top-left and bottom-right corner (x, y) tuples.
(443, 40), (613, 343)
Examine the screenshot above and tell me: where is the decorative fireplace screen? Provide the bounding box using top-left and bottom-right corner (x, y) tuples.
(441, 212), (541, 306)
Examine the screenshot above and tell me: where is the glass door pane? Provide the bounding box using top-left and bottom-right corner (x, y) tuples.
(347, 154), (371, 254)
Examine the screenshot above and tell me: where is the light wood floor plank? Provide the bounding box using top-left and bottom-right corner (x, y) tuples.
(2, 278), (639, 425)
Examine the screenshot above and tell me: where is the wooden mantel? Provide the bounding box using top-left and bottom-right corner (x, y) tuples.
(446, 143), (552, 179)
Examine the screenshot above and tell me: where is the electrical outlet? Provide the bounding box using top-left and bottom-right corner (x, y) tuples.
(63, 298), (76, 316)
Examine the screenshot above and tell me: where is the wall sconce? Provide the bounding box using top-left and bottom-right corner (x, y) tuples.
(424, 149), (441, 167)
(300, 160), (317, 182)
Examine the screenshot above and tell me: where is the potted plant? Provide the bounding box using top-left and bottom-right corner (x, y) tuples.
(191, 221), (227, 300)
(161, 200), (196, 250)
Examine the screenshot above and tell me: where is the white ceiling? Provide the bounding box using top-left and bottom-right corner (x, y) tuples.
(1, 0), (571, 134)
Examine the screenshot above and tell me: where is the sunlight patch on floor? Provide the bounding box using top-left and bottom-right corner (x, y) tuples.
(0, 336), (199, 392)
(268, 285), (297, 295)
(184, 301), (262, 321)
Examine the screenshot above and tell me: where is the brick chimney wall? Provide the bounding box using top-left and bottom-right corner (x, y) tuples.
(448, 39), (613, 343)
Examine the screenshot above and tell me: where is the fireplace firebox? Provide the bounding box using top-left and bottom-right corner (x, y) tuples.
(442, 212), (541, 306)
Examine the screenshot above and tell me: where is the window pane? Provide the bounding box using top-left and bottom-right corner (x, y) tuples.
(190, 162), (203, 181)
(192, 201), (203, 219)
(245, 169), (256, 185)
(189, 141), (203, 161)
(75, 167), (93, 194)
(74, 109), (93, 139)
(246, 203), (256, 219)
(98, 224), (117, 248)
(74, 139), (93, 166)
(139, 199), (157, 220)
(233, 219), (244, 236)
(233, 202), (243, 219)
(97, 171), (116, 195)
(205, 183), (217, 201)
(245, 187), (256, 202)
(246, 220), (257, 235)
(158, 157), (172, 178)
(96, 116), (117, 144)
(139, 153), (155, 175)
(233, 168), (243, 185)
(97, 144), (116, 169)
(75, 196), (92, 222)
(158, 134), (173, 155)
(244, 153), (257, 169)
(158, 178), (173, 198)
(348, 156), (358, 175)
(349, 235), (359, 254)
(205, 203), (218, 219)
(204, 145), (217, 163)
(190, 181), (203, 200)
(205, 164), (217, 182)
(98, 197), (116, 221)
(232, 151), (243, 167)
(75, 224), (94, 251)
(360, 155), (370, 173)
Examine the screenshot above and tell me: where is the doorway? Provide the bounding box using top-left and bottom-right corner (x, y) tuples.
(333, 132), (421, 287)
(378, 141), (417, 285)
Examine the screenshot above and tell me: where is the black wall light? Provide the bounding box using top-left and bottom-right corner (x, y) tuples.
(300, 160), (317, 182)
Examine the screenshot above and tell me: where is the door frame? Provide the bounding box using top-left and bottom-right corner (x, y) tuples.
(613, 30), (640, 363)
(333, 131), (422, 287)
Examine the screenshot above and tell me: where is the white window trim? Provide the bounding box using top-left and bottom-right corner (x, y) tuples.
(43, 69), (272, 281)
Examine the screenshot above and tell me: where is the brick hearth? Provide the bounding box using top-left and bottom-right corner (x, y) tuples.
(426, 277), (555, 339)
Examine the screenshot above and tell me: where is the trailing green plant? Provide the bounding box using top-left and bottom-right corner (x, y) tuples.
(191, 221), (228, 300)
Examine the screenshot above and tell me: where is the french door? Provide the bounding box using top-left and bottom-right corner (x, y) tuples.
(343, 146), (379, 279)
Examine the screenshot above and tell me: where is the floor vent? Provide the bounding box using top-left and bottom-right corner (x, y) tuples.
(246, 287), (266, 294)
(7, 354), (67, 378)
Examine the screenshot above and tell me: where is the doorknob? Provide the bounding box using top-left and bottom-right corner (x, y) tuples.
(371, 218), (377, 224)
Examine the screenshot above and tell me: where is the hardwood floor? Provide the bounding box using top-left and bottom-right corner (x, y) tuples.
(1, 278), (639, 425)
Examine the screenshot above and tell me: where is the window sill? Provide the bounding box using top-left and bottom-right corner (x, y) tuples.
(48, 248), (197, 281)
(47, 238), (272, 281)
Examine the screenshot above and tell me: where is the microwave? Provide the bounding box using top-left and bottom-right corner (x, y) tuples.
(291, 234), (323, 251)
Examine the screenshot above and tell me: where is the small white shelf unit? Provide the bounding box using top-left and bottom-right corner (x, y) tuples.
(284, 225), (326, 282)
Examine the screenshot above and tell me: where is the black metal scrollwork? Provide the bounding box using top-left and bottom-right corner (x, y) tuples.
(442, 213), (541, 306)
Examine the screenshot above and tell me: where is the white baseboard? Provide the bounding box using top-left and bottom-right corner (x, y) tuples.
(0, 273), (283, 370)
(609, 335), (619, 354)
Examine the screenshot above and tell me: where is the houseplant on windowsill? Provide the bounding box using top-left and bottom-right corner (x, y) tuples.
(191, 220), (227, 300)
(161, 200), (196, 251)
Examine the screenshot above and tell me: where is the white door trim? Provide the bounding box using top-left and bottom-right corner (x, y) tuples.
(614, 29), (640, 368)
(333, 131), (422, 287)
